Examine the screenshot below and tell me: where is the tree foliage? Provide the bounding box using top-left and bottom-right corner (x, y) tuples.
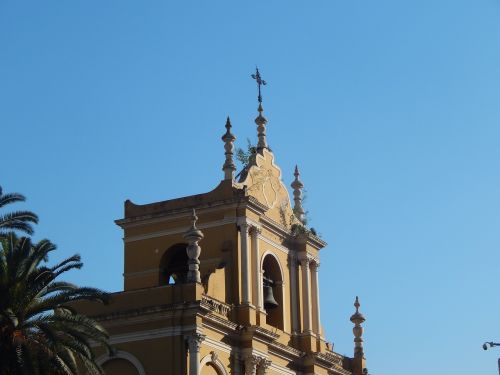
(0, 185), (110, 374)
(0, 187), (38, 236)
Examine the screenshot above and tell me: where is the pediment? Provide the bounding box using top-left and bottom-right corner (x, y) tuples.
(239, 149), (295, 228)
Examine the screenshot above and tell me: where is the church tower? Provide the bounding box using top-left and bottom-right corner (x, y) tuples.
(78, 69), (368, 375)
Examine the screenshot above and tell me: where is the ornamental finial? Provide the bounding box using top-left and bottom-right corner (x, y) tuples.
(183, 209), (204, 283)
(291, 165), (306, 223)
(221, 116), (236, 180)
(251, 67), (269, 152)
(350, 296), (366, 359)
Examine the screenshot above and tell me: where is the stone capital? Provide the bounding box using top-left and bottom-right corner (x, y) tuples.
(237, 218), (251, 233)
(257, 358), (272, 375)
(249, 225), (262, 235)
(186, 333), (205, 353)
(298, 256), (310, 268)
(310, 259), (320, 270)
(244, 355), (260, 375)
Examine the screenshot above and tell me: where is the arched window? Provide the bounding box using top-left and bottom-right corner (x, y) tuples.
(261, 253), (284, 330)
(159, 243), (189, 285)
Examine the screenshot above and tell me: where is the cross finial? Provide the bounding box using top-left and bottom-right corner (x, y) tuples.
(252, 67), (269, 152)
(251, 67), (267, 104)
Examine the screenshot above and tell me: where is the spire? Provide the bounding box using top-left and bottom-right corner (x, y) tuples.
(350, 296), (366, 359)
(183, 209), (204, 283)
(291, 165), (305, 223)
(251, 67), (269, 152)
(221, 116), (236, 180)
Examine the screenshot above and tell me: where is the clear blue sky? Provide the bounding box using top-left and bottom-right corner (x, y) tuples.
(2, 1), (500, 374)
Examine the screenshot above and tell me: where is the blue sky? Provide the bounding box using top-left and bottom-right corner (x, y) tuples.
(2, 1), (500, 374)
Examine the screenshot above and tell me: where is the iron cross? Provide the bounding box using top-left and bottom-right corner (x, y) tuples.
(251, 67), (267, 103)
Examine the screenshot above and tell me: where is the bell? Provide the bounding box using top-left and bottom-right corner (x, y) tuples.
(263, 276), (279, 310)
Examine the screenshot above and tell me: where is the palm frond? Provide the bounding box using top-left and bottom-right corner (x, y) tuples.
(0, 186), (39, 236)
(0, 235), (110, 374)
(0, 192), (26, 208)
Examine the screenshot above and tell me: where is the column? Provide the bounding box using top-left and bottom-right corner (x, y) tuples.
(311, 260), (321, 336)
(232, 353), (241, 375)
(289, 255), (299, 333)
(186, 333), (205, 375)
(239, 221), (251, 304)
(300, 255), (312, 333)
(251, 226), (262, 309)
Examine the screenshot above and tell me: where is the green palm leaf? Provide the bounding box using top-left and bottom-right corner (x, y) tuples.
(0, 186), (39, 236)
(0, 233), (110, 375)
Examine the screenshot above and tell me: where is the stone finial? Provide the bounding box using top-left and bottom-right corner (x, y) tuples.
(221, 116), (236, 180)
(350, 296), (366, 358)
(291, 165), (305, 223)
(183, 209), (204, 283)
(255, 103), (269, 152)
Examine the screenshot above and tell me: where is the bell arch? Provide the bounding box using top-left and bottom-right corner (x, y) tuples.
(159, 243), (189, 285)
(260, 251), (285, 330)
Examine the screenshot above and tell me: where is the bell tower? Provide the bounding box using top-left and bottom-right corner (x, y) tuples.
(77, 69), (369, 375)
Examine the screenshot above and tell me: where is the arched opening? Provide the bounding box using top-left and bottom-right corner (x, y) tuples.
(201, 363), (221, 375)
(96, 351), (145, 375)
(102, 358), (139, 375)
(159, 243), (189, 285)
(262, 253), (284, 330)
(200, 352), (228, 375)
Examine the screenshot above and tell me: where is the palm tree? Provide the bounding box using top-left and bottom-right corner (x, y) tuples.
(0, 187), (39, 236)
(0, 233), (110, 375)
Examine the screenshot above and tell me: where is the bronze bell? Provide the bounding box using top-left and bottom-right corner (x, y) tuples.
(263, 276), (279, 310)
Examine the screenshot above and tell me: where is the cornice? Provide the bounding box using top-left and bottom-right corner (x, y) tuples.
(116, 200), (240, 229)
(268, 340), (303, 359)
(90, 300), (200, 325)
(123, 217), (236, 243)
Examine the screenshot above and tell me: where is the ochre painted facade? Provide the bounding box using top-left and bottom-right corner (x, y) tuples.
(76, 102), (368, 375)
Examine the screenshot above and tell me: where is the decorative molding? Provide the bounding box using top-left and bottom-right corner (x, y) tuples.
(201, 295), (232, 317)
(95, 350), (146, 375)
